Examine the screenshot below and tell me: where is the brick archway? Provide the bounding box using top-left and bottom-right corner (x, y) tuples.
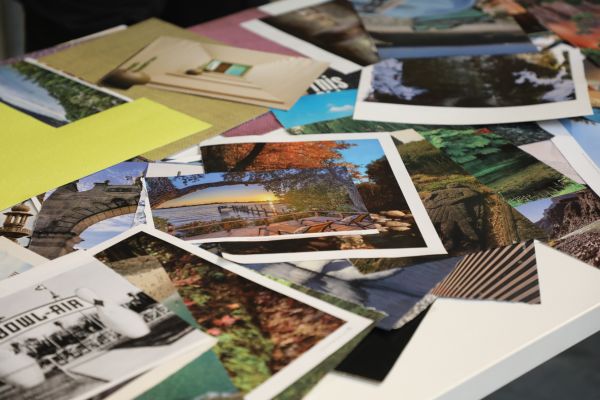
(28, 181), (142, 259)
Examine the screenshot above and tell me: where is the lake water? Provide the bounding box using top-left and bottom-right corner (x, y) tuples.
(153, 202), (289, 227)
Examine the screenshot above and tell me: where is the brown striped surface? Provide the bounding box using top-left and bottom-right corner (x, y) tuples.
(432, 241), (540, 304)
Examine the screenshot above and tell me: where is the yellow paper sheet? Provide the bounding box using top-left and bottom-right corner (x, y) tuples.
(0, 98), (210, 211)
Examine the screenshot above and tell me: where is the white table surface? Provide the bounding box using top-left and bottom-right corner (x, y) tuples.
(307, 241), (600, 399)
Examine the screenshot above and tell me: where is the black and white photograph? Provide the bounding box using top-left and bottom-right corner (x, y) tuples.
(0, 254), (213, 400)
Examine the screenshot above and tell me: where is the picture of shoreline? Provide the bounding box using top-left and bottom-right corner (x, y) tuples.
(147, 168), (376, 241)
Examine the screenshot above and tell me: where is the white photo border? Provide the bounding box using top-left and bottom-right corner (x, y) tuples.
(354, 47), (592, 125)
(197, 131), (447, 262)
(87, 224), (374, 400)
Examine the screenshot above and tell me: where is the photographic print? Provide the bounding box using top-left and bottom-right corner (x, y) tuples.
(27, 162), (147, 259)
(100, 36), (328, 110)
(0, 60), (126, 128)
(432, 240), (541, 303)
(350, 0), (536, 59)
(561, 114), (600, 169)
(354, 47), (592, 124)
(212, 131), (546, 270)
(0, 253), (213, 400)
(0, 199), (39, 247)
(90, 226), (372, 398)
(0, 237), (46, 281)
(415, 126), (585, 206)
(516, 188), (600, 268)
(518, 0), (600, 64)
(146, 168), (379, 242)
(272, 68), (360, 128)
(199, 132), (446, 262)
(242, 257), (458, 330)
(272, 89), (358, 128)
(254, 0), (379, 68)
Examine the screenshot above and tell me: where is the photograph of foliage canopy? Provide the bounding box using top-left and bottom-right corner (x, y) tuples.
(95, 232), (345, 394)
(366, 50), (575, 107)
(214, 134), (546, 273)
(200, 138), (430, 258)
(146, 167), (373, 240)
(416, 126), (585, 206)
(0, 61), (125, 127)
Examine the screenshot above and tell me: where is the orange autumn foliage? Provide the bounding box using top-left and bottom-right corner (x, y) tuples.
(202, 141), (362, 178)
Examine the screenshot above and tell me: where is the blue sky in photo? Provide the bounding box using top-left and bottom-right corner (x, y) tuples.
(75, 214), (135, 250)
(337, 139), (386, 177)
(352, 0), (474, 18)
(0, 64), (67, 123)
(0, 251), (33, 280)
(516, 197), (553, 223)
(77, 162), (148, 191)
(561, 117), (600, 167)
(170, 173), (225, 189)
(272, 89), (357, 128)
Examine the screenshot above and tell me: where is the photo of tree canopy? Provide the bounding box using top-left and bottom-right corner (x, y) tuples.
(0, 61), (125, 127)
(214, 135), (546, 273)
(416, 126), (585, 206)
(366, 50), (575, 107)
(287, 120), (581, 206)
(200, 138), (430, 259)
(95, 232), (345, 393)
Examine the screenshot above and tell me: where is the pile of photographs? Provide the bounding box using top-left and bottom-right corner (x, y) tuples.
(1, 0), (600, 398)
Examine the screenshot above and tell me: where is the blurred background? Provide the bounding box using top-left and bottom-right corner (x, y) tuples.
(1, 0), (600, 398)
(0, 0), (269, 59)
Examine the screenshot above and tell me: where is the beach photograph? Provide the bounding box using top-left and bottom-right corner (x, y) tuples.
(0, 61), (125, 127)
(146, 167), (377, 241)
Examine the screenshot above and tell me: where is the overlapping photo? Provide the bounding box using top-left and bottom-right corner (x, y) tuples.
(25, 162), (147, 259)
(517, 0), (600, 65)
(197, 132), (446, 262)
(90, 226), (372, 398)
(0, 252), (214, 400)
(354, 46), (592, 124)
(0, 237), (46, 281)
(0, 59), (127, 127)
(349, 0), (537, 59)
(271, 68), (360, 128)
(516, 187), (600, 268)
(145, 167), (379, 243)
(209, 130), (546, 271)
(244, 0), (379, 74)
(99, 36), (328, 109)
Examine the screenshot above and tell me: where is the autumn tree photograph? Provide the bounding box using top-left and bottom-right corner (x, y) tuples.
(145, 166), (376, 241)
(199, 138), (428, 256)
(95, 232), (345, 393)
